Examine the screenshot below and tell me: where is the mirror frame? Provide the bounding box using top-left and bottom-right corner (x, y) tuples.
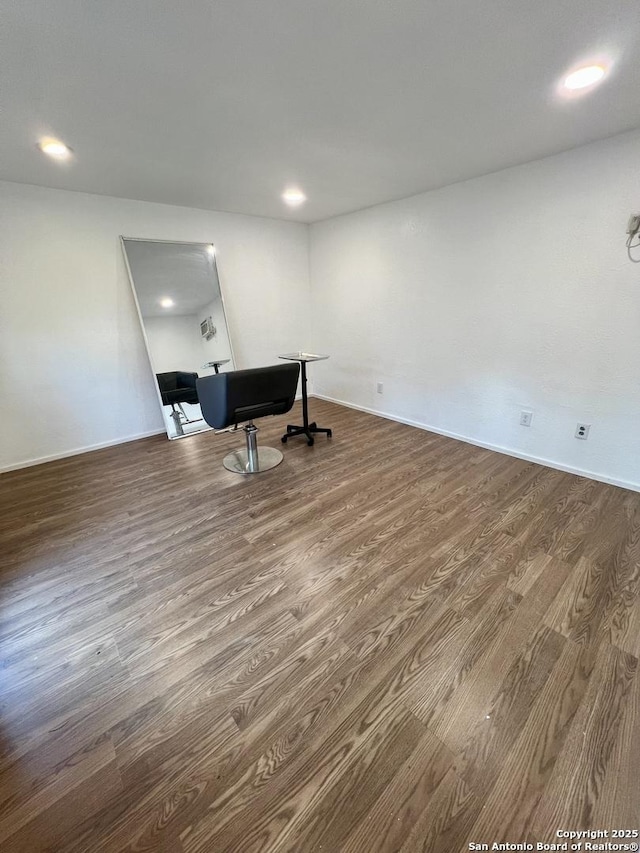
(120, 236), (236, 439)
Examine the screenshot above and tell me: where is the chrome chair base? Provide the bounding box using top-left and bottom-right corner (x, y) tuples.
(223, 446), (283, 474)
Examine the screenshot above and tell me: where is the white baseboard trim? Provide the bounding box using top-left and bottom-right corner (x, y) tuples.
(313, 393), (640, 494)
(0, 428), (166, 474)
(2, 393), (306, 475)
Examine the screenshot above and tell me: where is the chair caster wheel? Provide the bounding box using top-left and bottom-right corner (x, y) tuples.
(281, 436), (287, 444)
(307, 439), (314, 446)
(327, 430), (333, 438)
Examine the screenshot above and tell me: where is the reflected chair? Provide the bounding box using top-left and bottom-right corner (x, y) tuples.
(197, 363), (300, 473)
(156, 371), (200, 436)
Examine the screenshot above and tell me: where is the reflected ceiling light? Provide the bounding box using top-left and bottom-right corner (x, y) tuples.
(37, 137), (73, 160)
(282, 187), (306, 206)
(563, 64), (606, 91)
(159, 297), (174, 308)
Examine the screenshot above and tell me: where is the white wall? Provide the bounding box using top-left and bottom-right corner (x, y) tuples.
(4, 130), (640, 488)
(0, 181), (310, 470)
(309, 129), (640, 491)
(144, 314), (204, 374)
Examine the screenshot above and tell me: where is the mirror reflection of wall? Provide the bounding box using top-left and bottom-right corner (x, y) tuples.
(121, 238), (235, 439)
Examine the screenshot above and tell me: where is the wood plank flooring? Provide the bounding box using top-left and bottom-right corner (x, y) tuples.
(1, 399), (639, 852)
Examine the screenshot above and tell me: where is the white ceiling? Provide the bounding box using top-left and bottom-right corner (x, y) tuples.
(2, 1), (639, 223)
(123, 240), (221, 318)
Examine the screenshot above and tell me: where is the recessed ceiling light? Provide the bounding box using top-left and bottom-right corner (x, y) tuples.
(160, 297), (174, 308)
(37, 137), (73, 160)
(282, 187), (306, 207)
(563, 64), (606, 91)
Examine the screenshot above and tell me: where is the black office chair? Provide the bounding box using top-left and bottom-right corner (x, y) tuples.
(156, 371), (199, 436)
(197, 363), (300, 473)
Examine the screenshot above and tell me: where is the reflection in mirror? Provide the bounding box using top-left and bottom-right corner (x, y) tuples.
(122, 238), (235, 439)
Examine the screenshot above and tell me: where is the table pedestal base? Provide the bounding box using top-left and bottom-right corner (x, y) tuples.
(278, 354), (333, 447)
(282, 422), (332, 447)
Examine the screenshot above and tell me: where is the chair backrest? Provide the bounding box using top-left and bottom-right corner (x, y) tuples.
(156, 371), (199, 406)
(197, 363), (300, 430)
(156, 372), (179, 394)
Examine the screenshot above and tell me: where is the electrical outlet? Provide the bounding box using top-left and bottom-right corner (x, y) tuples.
(520, 410), (533, 427)
(376, 382), (383, 394)
(575, 423), (590, 440)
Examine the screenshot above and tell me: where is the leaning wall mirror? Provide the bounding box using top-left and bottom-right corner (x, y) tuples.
(121, 238), (235, 439)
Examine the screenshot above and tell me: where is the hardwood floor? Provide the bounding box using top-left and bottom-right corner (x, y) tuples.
(1, 399), (638, 852)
